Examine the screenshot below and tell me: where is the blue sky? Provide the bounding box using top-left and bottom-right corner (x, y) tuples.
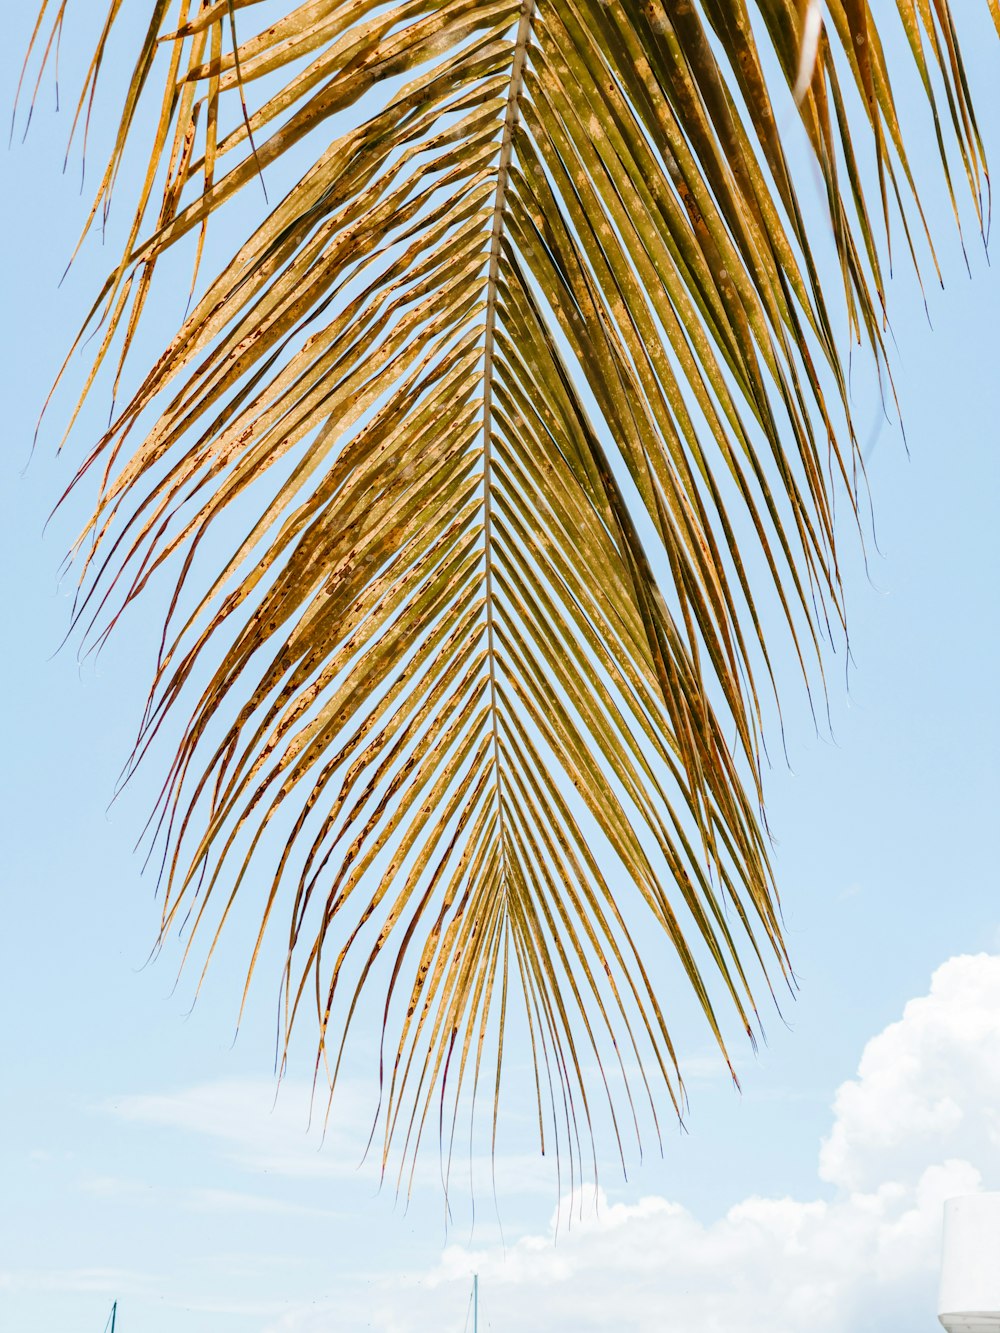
(2, 6), (999, 1332)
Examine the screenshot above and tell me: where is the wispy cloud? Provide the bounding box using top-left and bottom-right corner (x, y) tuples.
(99, 1076), (557, 1200)
(185, 1187), (343, 1218)
(0, 1268), (157, 1297)
(78, 1174), (151, 1199)
(100, 1078), (365, 1179)
(78, 1171), (346, 1218)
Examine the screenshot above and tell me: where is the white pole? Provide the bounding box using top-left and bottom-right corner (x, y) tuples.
(473, 1273), (478, 1333)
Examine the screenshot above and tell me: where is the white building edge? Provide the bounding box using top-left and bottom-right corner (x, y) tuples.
(939, 1194), (1000, 1333)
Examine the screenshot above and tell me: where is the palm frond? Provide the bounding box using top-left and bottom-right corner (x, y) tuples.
(24, 0), (989, 1189)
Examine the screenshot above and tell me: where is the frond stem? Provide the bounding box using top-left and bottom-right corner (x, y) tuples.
(482, 0), (536, 866)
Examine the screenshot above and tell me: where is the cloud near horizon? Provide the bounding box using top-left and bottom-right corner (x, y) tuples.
(256, 952), (1000, 1333)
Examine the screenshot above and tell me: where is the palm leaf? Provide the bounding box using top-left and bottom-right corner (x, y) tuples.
(23, 0), (988, 1190)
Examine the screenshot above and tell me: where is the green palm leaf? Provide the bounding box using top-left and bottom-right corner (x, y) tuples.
(24, 0), (989, 1189)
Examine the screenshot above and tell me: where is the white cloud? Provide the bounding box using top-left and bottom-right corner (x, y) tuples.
(258, 953), (1000, 1333)
(819, 952), (1000, 1192)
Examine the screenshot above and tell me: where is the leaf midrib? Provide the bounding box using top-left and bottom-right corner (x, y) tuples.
(482, 0), (538, 859)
